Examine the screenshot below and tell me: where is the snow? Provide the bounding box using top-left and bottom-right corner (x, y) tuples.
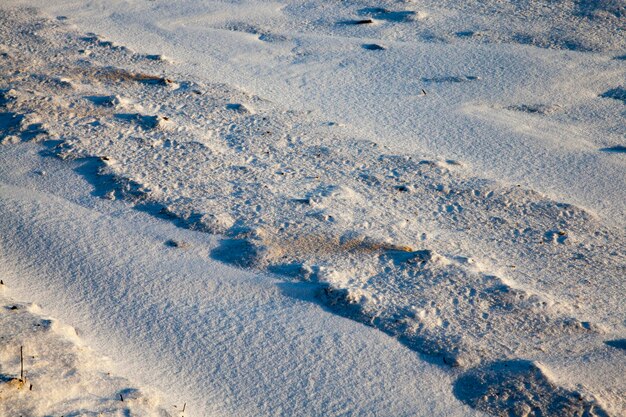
(0, 146), (482, 417)
(0, 1), (624, 417)
(9, 0), (624, 224)
(0, 289), (170, 416)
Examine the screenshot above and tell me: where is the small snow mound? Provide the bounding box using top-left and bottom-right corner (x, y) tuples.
(311, 184), (364, 205)
(199, 212), (236, 234)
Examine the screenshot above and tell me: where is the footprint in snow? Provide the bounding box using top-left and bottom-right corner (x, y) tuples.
(218, 22), (284, 42)
(362, 43), (386, 51)
(114, 113), (166, 130)
(164, 239), (189, 249)
(85, 95), (124, 108)
(358, 8), (417, 23)
(258, 33), (287, 42)
(455, 31), (481, 38)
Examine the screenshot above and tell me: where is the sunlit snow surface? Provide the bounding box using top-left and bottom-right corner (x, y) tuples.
(0, 290), (169, 416)
(0, 1), (625, 417)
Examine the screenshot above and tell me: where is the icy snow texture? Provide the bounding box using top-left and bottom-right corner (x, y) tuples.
(0, 3), (625, 417)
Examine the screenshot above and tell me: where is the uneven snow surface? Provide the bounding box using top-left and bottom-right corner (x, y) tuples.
(0, 289), (169, 416)
(0, 1), (624, 417)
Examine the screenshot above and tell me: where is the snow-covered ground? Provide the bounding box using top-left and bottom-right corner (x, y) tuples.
(0, 1), (624, 416)
(0, 147), (481, 417)
(0, 287), (170, 416)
